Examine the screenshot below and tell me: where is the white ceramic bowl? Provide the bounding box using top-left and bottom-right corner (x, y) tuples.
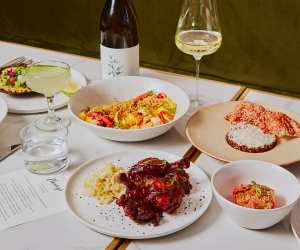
(69, 76), (190, 141)
(212, 160), (300, 229)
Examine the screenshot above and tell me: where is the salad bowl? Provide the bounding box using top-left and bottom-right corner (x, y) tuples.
(212, 160), (300, 229)
(68, 76), (190, 141)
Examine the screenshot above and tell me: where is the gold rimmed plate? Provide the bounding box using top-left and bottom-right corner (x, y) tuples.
(186, 101), (300, 166)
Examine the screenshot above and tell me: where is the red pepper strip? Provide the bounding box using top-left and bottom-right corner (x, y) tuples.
(87, 112), (98, 119)
(135, 92), (151, 102)
(137, 116), (143, 126)
(9, 77), (16, 83)
(157, 92), (166, 99)
(99, 114), (114, 127)
(160, 111), (174, 123)
(159, 111), (168, 124)
(165, 112), (174, 120)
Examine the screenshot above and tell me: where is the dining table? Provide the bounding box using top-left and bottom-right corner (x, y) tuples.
(0, 40), (299, 250)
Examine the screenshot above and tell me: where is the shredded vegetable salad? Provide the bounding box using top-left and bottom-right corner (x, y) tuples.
(0, 66), (33, 94)
(233, 181), (275, 209)
(83, 163), (126, 205)
(0, 66), (27, 88)
(79, 91), (176, 129)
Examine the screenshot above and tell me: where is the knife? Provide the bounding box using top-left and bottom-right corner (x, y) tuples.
(0, 144), (21, 161)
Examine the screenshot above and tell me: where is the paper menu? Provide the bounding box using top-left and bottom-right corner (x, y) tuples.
(0, 169), (69, 231)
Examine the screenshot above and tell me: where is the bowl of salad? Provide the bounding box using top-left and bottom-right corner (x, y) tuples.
(0, 65), (33, 94)
(212, 160), (300, 229)
(69, 76), (190, 141)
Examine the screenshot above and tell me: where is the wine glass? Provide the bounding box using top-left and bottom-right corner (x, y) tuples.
(175, 0), (222, 109)
(25, 60), (71, 131)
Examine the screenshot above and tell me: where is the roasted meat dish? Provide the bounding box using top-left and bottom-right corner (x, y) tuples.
(116, 157), (192, 225)
(225, 101), (300, 138)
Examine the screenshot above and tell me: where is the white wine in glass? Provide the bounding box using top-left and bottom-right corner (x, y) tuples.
(175, 0), (222, 108)
(25, 60), (71, 131)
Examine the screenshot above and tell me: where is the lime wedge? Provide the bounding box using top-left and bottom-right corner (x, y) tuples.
(62, 81), (81, 96)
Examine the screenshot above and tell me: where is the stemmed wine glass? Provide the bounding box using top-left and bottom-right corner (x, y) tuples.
(175, 0), (222, 109)
(25, 60), (71, 131)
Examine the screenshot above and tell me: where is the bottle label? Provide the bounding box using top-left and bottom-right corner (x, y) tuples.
(100, 44), (139, 79)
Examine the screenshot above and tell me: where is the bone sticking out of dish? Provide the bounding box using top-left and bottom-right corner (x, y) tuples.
(226, 123), (277, 153)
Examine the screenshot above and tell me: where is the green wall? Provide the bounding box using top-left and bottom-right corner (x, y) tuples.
(1, 0), (300, 95)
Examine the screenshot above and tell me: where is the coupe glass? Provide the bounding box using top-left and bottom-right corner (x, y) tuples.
(25, 60), (71, 131)
(175, 0), (222, 109)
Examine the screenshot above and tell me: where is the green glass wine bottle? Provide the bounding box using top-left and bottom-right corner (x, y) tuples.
(100, 0), (139, 79)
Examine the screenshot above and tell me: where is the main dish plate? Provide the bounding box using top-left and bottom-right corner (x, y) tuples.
(186, 101), (300, 165)
(0, 68), (87, 114)
(65, 150), (212, 239)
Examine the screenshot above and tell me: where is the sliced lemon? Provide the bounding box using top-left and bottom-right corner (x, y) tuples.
(62, 81), (81, 96)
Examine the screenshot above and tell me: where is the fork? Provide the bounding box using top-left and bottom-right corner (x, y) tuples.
(0, 57), (33, 71)
(1, 57), (26, 68)
(20, 59), (33, 66)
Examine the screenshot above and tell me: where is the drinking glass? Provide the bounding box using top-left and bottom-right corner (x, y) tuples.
(25, 60), (71, 131)
(20, 122), (69, 174)
(175, 0), (222, 108)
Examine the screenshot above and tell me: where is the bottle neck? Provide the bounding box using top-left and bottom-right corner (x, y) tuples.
(106, 0), (132, 11)
(101, 0), (138, 48)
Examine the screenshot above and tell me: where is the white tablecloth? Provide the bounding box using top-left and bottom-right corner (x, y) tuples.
(0, 41), (241, 250)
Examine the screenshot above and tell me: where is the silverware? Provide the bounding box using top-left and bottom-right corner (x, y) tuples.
(1, 57), (26, 67)
(0, 57), (33, 71)
(0, 144), (21, 162)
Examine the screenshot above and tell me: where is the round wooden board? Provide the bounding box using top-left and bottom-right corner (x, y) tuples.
(186, 101), (300, 166)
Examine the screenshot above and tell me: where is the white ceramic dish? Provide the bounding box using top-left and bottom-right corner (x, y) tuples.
(212, 160), (300, 229)
(65, 150), (212, 239)
(68, 76), (190, 142)
(0, 68), (87, 114)
(0, 96), (8, 124)
(291, 199), (300, 243)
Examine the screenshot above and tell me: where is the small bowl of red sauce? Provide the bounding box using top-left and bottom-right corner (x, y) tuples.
(212, 160), (300, 229)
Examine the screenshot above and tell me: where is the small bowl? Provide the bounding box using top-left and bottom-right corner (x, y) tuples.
(68, 76), (190, 142)
(212, 160), (300, 229)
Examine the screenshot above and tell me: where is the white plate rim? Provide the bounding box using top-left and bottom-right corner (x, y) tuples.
(5, 68), (87, 114)
(291, 199), (300, 243)
(0, 96), (8, 123)
(65, 150), (213, 239)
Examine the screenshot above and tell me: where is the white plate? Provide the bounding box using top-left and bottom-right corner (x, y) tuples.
(0, 96), (8, 123)
(0, 68), (87, 114)
(291, 199), (300, 242)
(65, 150), (212, 239)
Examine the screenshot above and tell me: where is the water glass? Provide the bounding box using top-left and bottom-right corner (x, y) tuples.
(20, 119), (69, 174)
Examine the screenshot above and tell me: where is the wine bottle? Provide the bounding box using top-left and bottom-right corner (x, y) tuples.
(100, 0), (139, 79)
